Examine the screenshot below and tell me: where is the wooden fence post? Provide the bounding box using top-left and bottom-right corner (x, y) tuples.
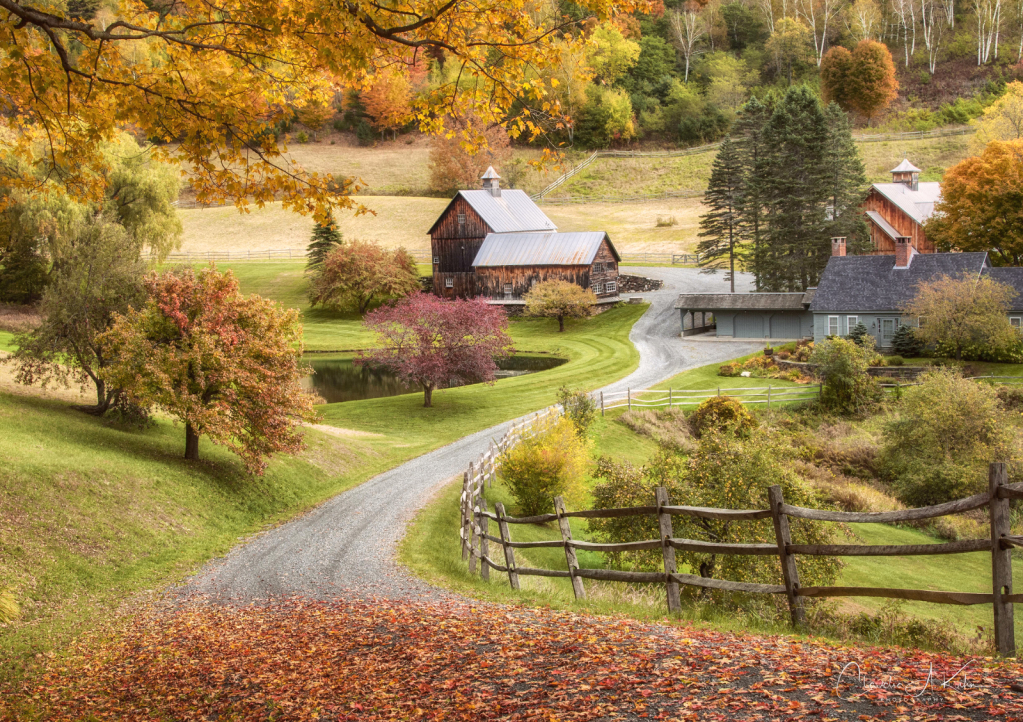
(496, 502), (520, 590)
(656, 487), (681, 614)
(768, 485), (805, 628)
(601, 391), (604, 417)
(461, 471), (471, 561)
(668, 389), (672, 409)
(468, 463), (478, 574)
(767, 385), (772, 410)
(479, 497), (490, 582)
(554, 496), (586, 600)
(989, 462), (1015, 656)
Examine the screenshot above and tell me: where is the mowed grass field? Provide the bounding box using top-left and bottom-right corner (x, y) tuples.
(178, 132), (972, 257)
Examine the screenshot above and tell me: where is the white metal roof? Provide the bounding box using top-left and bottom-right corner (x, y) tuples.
(481, 166), (501, 179)
(890, 159), (922, 173)
(870, 182), (942, 225)
(472, 231), (618, 267)
(428, 189), (556, 235)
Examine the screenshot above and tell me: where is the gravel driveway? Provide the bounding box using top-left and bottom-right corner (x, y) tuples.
(177, 267), (760, 603)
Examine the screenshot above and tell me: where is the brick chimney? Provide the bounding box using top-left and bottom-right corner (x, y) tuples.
(831, 237), (846, 257)
(894, 237), (914, 269)
(481, 166), (501, 197)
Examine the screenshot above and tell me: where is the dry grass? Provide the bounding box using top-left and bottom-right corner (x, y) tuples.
(0, 305), (39, 334)
(619, 409), (695, 452)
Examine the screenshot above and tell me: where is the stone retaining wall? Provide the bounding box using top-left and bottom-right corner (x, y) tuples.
(775, 358), (928, 380)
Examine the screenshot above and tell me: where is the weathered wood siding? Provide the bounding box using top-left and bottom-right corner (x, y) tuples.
(588, 240), (620, 296)
(433, 271), (477, 299)
(430, 196), (490, 274)
(862, 188), (935, 254)
(475, 265), (591, 299)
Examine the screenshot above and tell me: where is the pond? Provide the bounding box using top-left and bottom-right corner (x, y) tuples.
(301, 354), (568, 404)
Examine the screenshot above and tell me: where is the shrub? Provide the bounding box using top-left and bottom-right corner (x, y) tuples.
(718, 363), (740, 377)
(776, 350), (792, 360)
(793, 342), (815, 362)
(996, 385), (1023, 411)
(296, 130), (310, 143)
(891, 324), (924, 358)
(847, 322), (869, 346)
(885, 355), (904, 366)
(689, 395), (757, 438)
(589, 456), (672, 571)
(810, 337), (882, 415)
(879, 368), (1011, 505)
(557, 386), (597, 437)
(500, 417), (588, 516)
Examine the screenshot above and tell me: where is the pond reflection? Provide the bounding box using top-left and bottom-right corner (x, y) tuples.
(301, 355), (567, 404)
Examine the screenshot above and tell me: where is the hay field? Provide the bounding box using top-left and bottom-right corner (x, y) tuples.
(178, 196), (702, 255)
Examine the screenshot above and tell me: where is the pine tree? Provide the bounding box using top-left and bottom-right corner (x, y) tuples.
(760, 86), (830, 292)
(823, 103), (869, 253)
(848, 322), (869, 345)
(306, 219), (343, 271)
(697, 137), (746, 293)
(892, 324), (924, 357)
(732, 97), (771, 292)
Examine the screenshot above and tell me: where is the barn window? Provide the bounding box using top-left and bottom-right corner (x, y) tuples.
(593, 262), (604, 273)
(606, 281), (617, 293)
(828, 316), (839, 337)
(433, 256), (439, 264)
(608, 262), (616, 270)
(457, 212), (466, 226)
(445, 278), (454, 288)
(592, 282), (603, 294)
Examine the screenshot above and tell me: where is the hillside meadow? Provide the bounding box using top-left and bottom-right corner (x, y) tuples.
(177, 131), (972, 256)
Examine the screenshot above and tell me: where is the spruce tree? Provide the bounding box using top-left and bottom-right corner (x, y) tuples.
(823, 103), (869, 253)
(760, 86), (830, 292)
(306, 219), (343, 271)
(697, 137), (746, 293)
(732, 97), (771, 292)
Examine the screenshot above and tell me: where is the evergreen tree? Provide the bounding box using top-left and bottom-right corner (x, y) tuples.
(759, 87), (830, 292)
(732, 97), (771, 292)
(697, 137), (746, 293)
(823, 103), (869, 252)
(306, 219), (343, 271)
(892, 324), (924, 357)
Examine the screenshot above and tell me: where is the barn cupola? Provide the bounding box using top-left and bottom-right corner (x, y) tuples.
(481, 166), (501, 197)
(890, 159), (921, 191)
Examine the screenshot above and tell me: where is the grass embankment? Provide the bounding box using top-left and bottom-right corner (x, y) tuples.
(0, 393), (411, 681)
(401, 354), (1023, 648)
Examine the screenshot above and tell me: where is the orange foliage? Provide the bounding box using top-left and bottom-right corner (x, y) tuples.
(848, 40), (898, 122)
(428, 115), (512, 193)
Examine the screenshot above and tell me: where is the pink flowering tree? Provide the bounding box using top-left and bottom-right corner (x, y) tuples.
(359, 293), (512, 407)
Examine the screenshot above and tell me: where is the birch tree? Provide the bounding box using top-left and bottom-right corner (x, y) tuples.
(669, 4), (708, 82)
(921, 0), (948, 72)
(974, 0), (1003, 64)
(847, 0), (883, 39)
(795, 0), (847, 65)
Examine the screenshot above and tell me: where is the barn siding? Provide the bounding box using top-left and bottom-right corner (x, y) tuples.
(863, 189), (935, 254)
(475, 265), (593, 298)
(430, 197), (490, 275)
(433, 271), (477, 299)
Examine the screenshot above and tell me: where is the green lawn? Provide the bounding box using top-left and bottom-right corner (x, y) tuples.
(0, 393), (418, 681)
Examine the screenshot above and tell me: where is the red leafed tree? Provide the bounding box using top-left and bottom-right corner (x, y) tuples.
(309, 240), (421, 313)
(99, 266), (318, 474)
(359, 294), (512, 407)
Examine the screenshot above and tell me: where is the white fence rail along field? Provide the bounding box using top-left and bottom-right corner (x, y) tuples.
(165, 248), (432, 264)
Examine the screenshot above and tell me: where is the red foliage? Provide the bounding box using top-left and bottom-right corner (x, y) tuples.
(309, 241), (420, 313)
(16, 599), (1023, 720)
(358, 293), (511, 406)
(99, 266), (318, 474)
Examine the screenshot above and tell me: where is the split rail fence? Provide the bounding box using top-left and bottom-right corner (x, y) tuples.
(164, 248), (431, 264)
(460, 409), (1021, 656)
(599, 385), (822, 412)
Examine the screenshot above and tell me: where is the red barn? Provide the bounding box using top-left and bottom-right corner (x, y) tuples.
(862, 159), (941, 255)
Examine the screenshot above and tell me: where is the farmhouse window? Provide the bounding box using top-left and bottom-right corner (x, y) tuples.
(445, 278), (454, 288)
(593, 262), (604, 273)
(457, 212), (466, 226)
(606, 281), (617, 293)
(828, 316), (839, 336)
(592, 282), (603, 294)
(608, 262), (616, 271)
(1012, 317), (1022, 332)
(503, 284), (513, 299)
(846, 315), (858, 334)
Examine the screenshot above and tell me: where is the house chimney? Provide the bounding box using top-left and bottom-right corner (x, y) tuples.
(831, 236), (846, 257)
(890, 159), (921, 191)
(481, 166), (501, 197)
(894, 236), (914, 269)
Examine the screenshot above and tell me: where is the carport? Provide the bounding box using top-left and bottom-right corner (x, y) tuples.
(675, 291), (814, 339)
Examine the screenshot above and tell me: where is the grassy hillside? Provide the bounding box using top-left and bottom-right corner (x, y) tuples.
(177, 132), (973, 257)
(0, 393), (407, 680)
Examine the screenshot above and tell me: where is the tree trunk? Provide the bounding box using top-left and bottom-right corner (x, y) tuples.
(76, 380), (115, 416)
(423, 384), (434, 407)
(185, 423), (200, 461)
(558, 314), (565, 332)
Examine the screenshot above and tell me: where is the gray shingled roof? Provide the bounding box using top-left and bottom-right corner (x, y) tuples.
(870, 182), (942, 225)
(428, 189), (556, 235)
(472, 231), (619, 267)
(674, 293), (809, 311)
(810, 252), (989, 313)
(983, 267), (1023, 311)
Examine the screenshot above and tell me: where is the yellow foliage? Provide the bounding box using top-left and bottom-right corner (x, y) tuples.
(500, 417), (589, 516)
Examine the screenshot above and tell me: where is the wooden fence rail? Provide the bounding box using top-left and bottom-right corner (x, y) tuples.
(461, 448), (1018, 656)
